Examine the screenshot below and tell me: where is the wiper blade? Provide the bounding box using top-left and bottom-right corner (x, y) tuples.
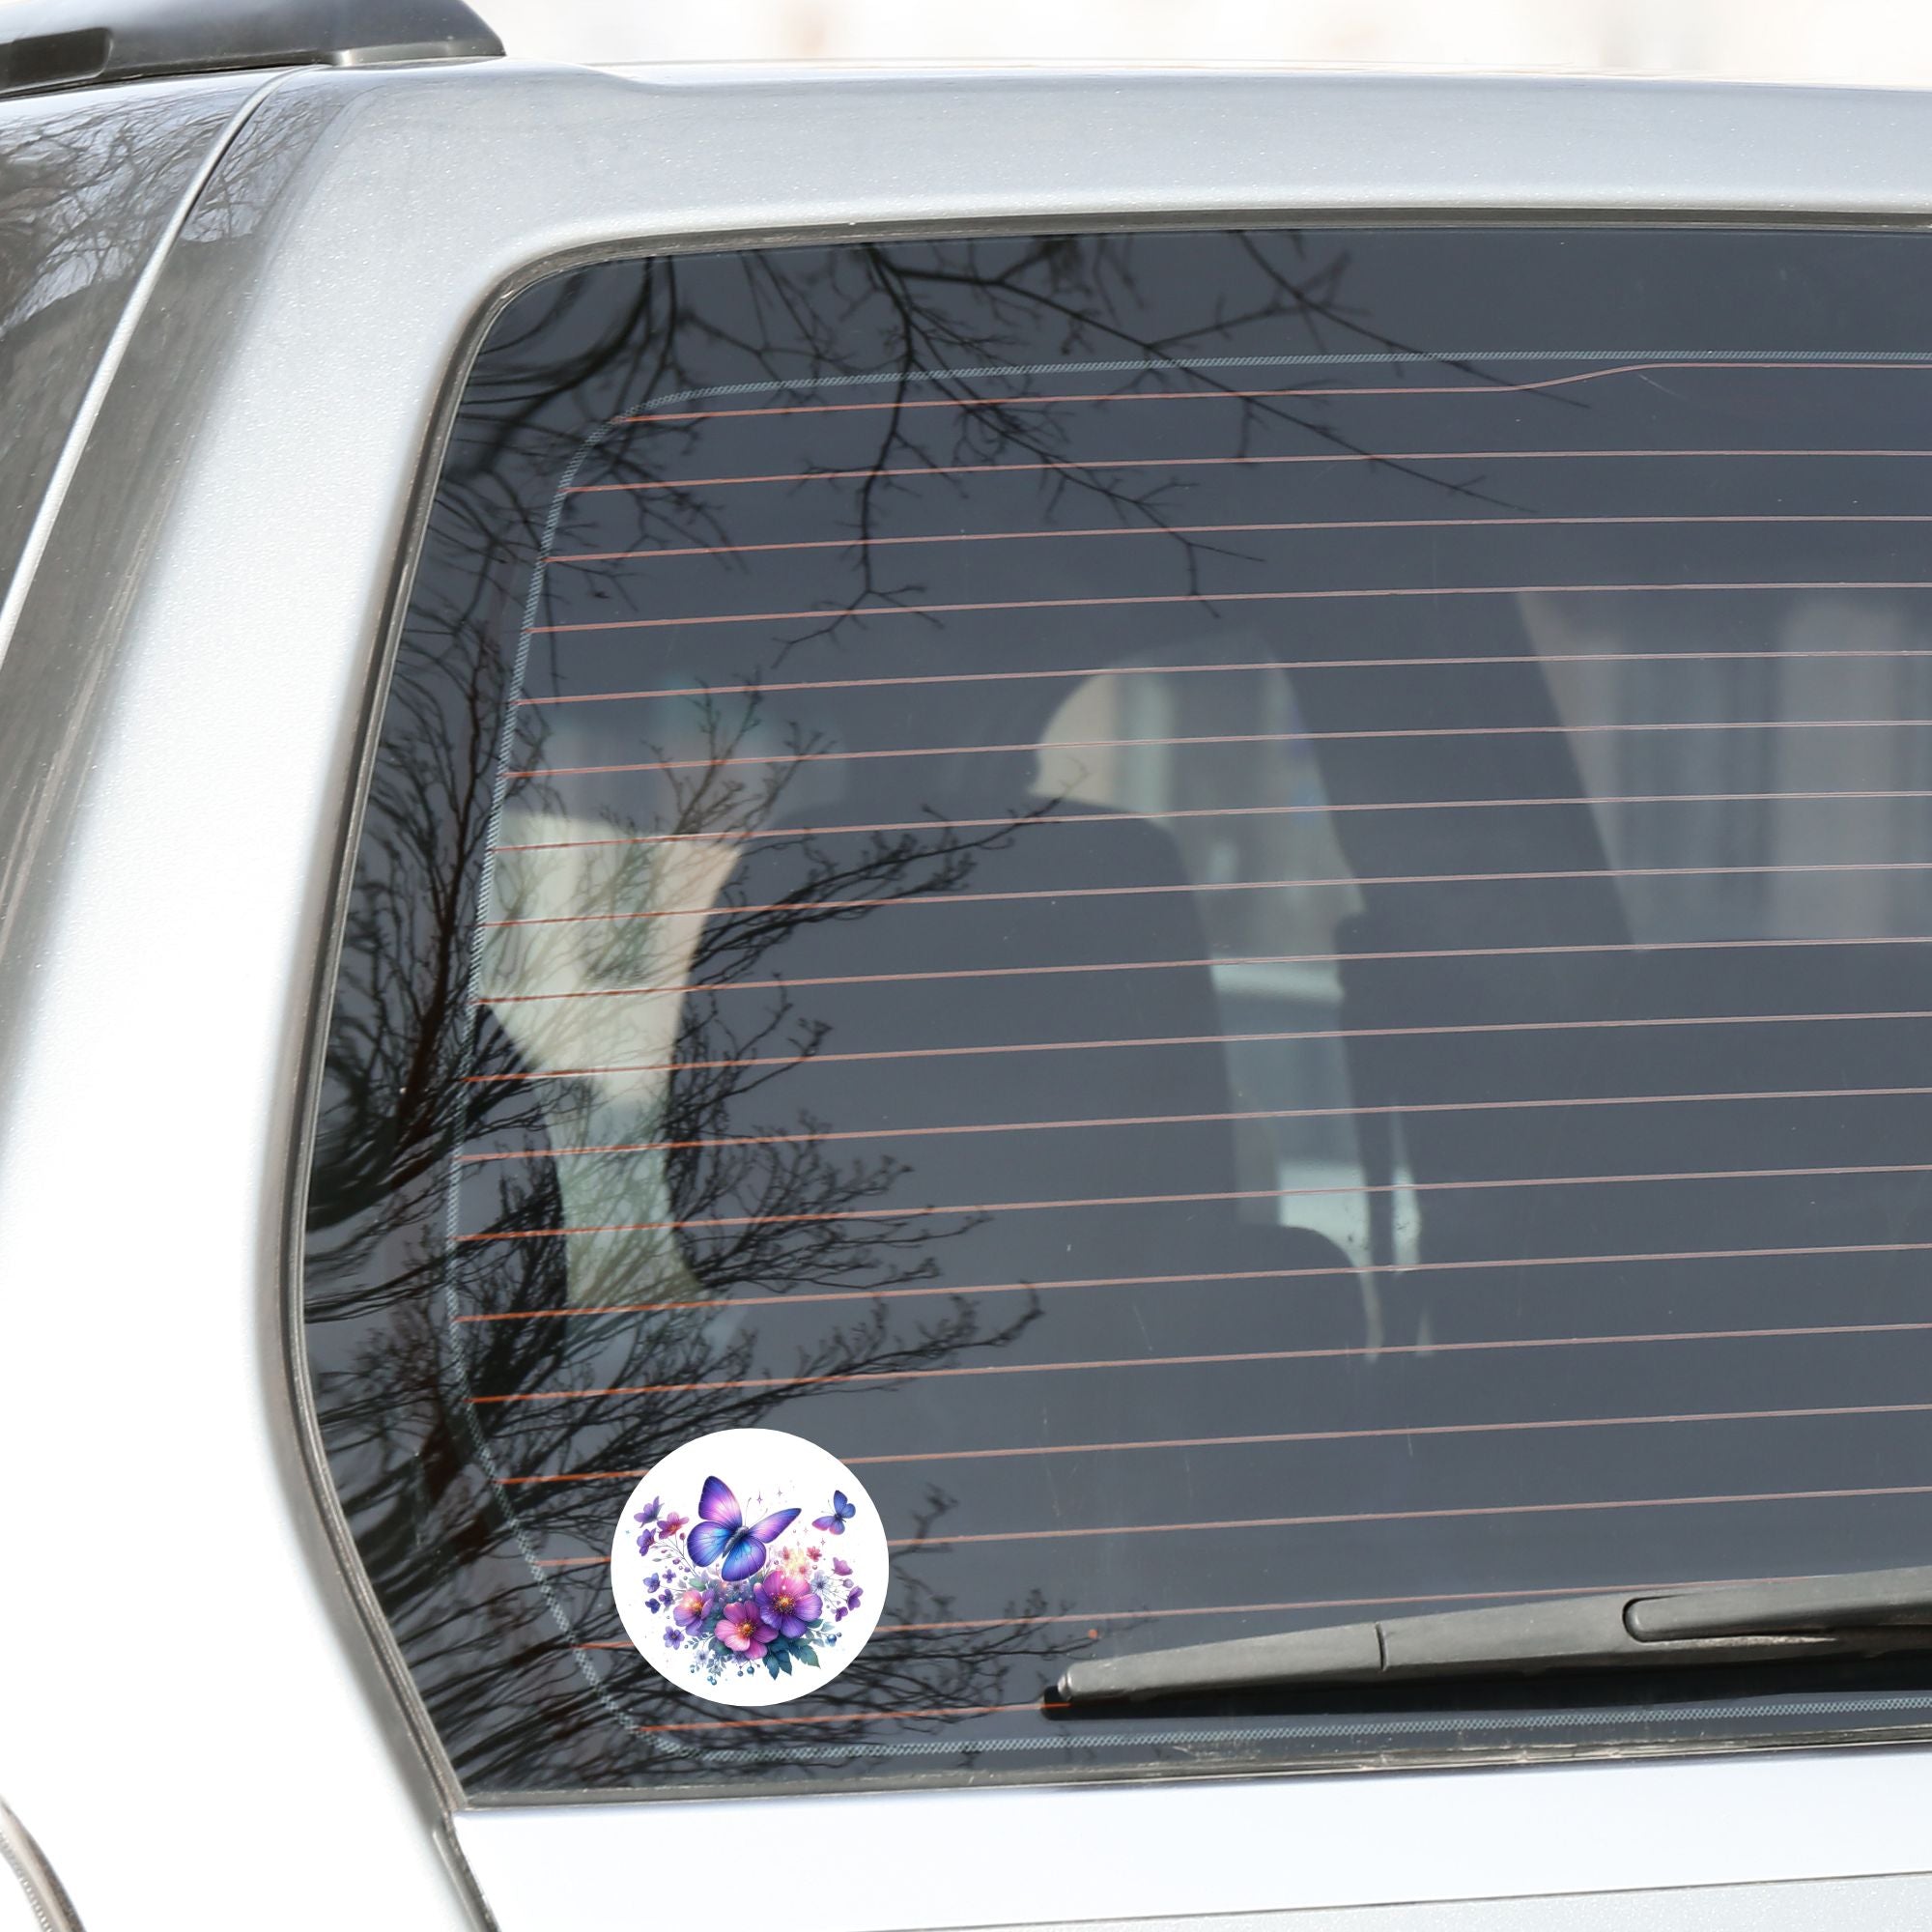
(1057, 1565), (1932, 1705)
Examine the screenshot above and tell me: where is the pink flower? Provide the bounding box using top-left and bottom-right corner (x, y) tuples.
(659, 1510), (688, 1537)
(717, 1599), (777, 1661)
(754, 1572), (822, 1639)
(672, 1585), (716, 1632)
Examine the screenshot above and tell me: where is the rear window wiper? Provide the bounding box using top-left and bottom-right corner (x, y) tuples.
(1057, 1566), (1932, 1705)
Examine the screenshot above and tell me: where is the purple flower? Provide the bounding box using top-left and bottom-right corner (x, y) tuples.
(664, 1629), (683, 1650)
(636, 1528), (657, 1556)
(645, 1597), (662, 1614)
(644, 1574), (661, 1591)
(634, 1497), (661, 1524)
(754, 1572), (821, 1639)
(659, 1510), (688, 1537)
(845, 1585), (864, 1612)
(672, 1585), (717, 1632)
(716, 1599), (777, 1661)
(833, 1557), (853, 1577)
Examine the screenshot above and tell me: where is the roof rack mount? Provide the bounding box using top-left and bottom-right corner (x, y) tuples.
(0, 0), (503, 100)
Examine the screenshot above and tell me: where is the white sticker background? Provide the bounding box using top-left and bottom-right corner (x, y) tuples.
(609, 1427), (890, 1708)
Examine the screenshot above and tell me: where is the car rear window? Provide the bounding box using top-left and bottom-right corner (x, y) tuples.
(304, 226), (1932, 1799)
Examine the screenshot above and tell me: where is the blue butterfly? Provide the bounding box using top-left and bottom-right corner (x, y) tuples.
(813, 1491), (857, 1535)
(685, 1475), (800, 1583)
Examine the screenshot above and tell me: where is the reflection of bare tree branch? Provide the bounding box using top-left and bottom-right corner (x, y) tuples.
(2, 97), (205, 333)
(388, 233), (1557, 719)
(305, 231), (1435, 1793)
(309, 574), (1062, 1790)
(0, 89), (267, 596)
(648, 240), (1535, 656)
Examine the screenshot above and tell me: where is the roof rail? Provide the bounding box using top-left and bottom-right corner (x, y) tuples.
(0, 0), (503, 100)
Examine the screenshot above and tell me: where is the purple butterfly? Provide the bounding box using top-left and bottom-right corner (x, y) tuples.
(813, 1491), (857, 1535)
(685, 1475), (800, 1583)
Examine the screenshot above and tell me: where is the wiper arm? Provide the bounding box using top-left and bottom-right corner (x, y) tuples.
(1057, 1565), (1932, 1705)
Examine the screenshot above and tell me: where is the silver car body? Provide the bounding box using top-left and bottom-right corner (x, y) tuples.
(7, 56), (1932, 1929)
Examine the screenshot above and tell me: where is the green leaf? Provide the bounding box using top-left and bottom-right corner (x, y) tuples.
(774, 1645), (794, 1673)
(792, 1641), (819, 1668)
(763, 1652), (783, 1679)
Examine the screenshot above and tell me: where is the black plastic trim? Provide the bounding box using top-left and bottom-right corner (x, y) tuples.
(0, 0), (501, 99)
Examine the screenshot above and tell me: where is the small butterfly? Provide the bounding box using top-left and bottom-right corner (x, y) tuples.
(686, 1475), (801, 1583)
(813, 1491), (857, 1535)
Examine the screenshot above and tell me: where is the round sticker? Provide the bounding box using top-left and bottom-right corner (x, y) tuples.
(610, 1428), (888, 1707)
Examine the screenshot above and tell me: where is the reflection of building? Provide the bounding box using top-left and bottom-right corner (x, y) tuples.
(1539, 590), (1932, 942)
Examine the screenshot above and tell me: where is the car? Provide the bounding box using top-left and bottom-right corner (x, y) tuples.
(10, 3), (1932, 1926)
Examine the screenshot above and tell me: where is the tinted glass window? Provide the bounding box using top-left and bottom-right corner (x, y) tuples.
(306, 228), (1932, 1798)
